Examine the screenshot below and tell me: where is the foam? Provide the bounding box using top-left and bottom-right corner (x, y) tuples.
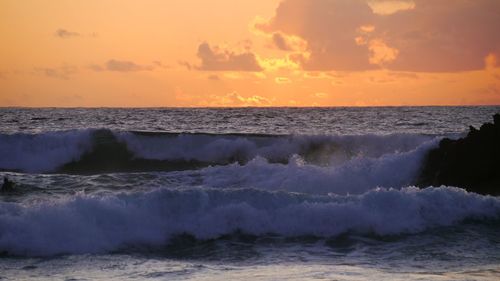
(117, 132), (434, 165)
(0, 186), (498, 256)
(0, 129), (437, 173)
(198, 139), (437, 195)
(0, 130), (93, 172)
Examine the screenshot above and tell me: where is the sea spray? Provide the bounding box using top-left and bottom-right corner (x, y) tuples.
(1, 186), (498, 256)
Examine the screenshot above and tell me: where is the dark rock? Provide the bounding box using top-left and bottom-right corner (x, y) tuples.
(494, 113), (500, 125)
(467, 126), (478, 137)
(417, 113), (500, 196)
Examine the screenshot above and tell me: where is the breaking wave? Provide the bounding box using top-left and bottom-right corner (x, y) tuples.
(0, 186), (498, 256)
(0, 129), (437, 174)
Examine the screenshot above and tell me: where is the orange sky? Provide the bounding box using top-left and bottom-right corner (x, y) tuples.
(0, 0), (499, 107)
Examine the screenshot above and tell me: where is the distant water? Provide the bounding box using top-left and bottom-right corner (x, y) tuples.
(1, 106), (499, 281)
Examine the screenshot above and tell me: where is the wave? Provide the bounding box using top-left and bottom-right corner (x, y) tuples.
(0, 129), (437, 174)
(0, 186), (498, 256)
(0, 130), (93, 173)
(198, 140), (435, 195)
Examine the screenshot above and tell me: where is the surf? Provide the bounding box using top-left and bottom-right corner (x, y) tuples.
(0, 129), (438, 174)
(0, 186), (498, 256)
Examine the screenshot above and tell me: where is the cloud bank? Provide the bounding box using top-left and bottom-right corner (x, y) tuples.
(255, 0), (500, 72)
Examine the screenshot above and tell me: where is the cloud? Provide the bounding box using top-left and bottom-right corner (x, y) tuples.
(367, 0), (415, 15)
(258, 57), (301, 71)
(387, 71), (419, 79)
(206, 92), (272, 106)
(152, 61), (171, 69)
(272, 33), (293, 51)
(195, 42), (263, 71)
(270, 32), (308, 52)
(257, 0), (377, 71)
(314, 92), (329, 98)
(368, 39), (399, 65)
(178, 60), (193, 71)
(485, 53), (497, 70)
(33, 65), (78, 80)
(54, 29), (80, 39)
(256, 0), (500, 72)
(90, 60), (154, 72)
(208, 74), (220, 81)
(275, 77), (292, 84)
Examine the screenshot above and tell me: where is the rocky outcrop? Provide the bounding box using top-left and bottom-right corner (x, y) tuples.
(417, 114), (500, 196)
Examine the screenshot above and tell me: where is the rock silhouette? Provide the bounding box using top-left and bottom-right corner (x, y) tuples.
(417, 114), (500, 196)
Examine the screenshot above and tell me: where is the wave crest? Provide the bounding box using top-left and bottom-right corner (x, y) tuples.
(0, 186), (498, 256)
(0, 129), (436, 174)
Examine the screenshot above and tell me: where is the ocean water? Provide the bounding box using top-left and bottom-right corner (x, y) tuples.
(0, 106), (499, 280)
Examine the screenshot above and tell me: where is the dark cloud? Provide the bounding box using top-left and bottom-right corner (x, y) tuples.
(33, 65), (78, 80)
(208, 74), (220, 81)
(152, 61), (171, 69)
(195, 42), (263, 71)
(272, 33), (292, 51)
(178, 61), (193, 71)
(378, 0), (500, 72)
(90, 60), (154, 72)
(55, 29), (80, 39)
(258, 0), (500, 72)
(106, 59), (153, 72)
(259, 0), (376, 71)
(88, 64), (104, 72)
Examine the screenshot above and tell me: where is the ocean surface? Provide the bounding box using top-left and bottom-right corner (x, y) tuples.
(0, 106), (499, 280)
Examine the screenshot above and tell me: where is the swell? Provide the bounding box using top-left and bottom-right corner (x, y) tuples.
(0, 186), (498, 256)
(0, 129), (436, 174)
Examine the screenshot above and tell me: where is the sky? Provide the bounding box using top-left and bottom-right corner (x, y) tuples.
(0, 0), (499, 107)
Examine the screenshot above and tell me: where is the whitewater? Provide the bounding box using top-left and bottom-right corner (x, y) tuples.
(1, 107), (499, 280)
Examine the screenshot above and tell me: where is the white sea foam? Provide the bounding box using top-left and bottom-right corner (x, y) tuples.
(0, 130), (437, 173)
(197, 139), (438, 195)
(0, 130), (93, 172)
(0, 186), (498, 256)
(117, 132), (434, 164)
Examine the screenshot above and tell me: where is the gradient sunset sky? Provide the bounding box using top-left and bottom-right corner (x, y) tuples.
(1, 0), (499, 107)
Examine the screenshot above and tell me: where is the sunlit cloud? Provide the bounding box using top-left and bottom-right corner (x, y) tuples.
(1, 0), (499, 107)
(485, 53), (498, 70)
(368, 39), (399, 66)
(275, 77), (292, 84)
(204, 92), (272, 107)
(256, 0), (500, 72)
(195, 42), (263, 72)
(272, 32), (308, 52)
(259, 56), (301, 72)
(314, 92), (329, 98)
(367, 0), (415, 15)
(358, 25), (376, 33)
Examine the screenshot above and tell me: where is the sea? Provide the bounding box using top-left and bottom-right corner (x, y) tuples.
(0, 106), (499, 281)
